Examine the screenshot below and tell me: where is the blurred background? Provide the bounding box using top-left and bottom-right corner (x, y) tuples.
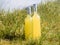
(0, 0), (55, 11)
(0, 0), (60, 45)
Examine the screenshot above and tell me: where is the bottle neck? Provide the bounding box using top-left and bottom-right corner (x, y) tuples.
(33, 4), (37, 13)
(27, 7), (31, 15)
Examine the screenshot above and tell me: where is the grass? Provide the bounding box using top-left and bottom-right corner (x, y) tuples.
(0, 1), (60, 45)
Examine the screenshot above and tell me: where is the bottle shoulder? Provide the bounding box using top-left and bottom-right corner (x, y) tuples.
(33, 12), (40, 19)
(25, 15), (32, 20)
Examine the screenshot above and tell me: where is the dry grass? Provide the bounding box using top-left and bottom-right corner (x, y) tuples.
(0, 1), (60, 45)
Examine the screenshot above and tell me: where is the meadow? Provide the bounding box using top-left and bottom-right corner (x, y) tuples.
(0, 1), (60, 45)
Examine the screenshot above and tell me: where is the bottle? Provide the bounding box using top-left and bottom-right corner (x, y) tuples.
(25, 7), (33, 40)
(32, 4), (41, 40)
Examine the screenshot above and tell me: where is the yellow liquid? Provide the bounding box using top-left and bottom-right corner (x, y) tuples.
(25, 12), (41, 40)
(32, 12), (41, 40)
(25, 15), (32, 40)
